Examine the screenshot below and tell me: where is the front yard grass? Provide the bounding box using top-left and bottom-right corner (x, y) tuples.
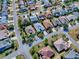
(16, 55), (25, 59)
(68, 27), (79, 41)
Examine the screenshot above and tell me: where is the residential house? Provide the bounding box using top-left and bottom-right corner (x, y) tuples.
(0, 16), (7, 25)
(0, 29), (8, 40)
(25, 25), (35, 36)
(67, 7), (73, 13)
(2, 11), (8, 16)
(66, 14), (78, 21)
(0, 38), (12, 52)
(19, 0), (27, 12)
(73, 12), (79, 17)
(39, 46), (54, 59)
(0, 30), (11, 52)
(73, 2), (79, 9)
(27, 1), (34, 5)
(35, 2), (40, 9)
(60, 8), (68, 16)
(41, 0), (52, 7)
(2, 0), (8, 16)
(43, 19), (53, 30)
(53, 6), (63, 16)
(30, 15), (38, 23)
(72, 6), (79, 12)
(38, 15), (45, 20)
(64, 49), (79, 59)
(52, 18), (61, 27)
(37, 12), (46, 20)
(54, 38), (70, 52)
(58, 16), (68, 24)
(34, 23), (45, 32)
(29, 5), (36, 11)
(44, 3), (52, 8)
(19, 0), (24, 5)
(53, 11), (61, 17)
(45, 10), (52, 18)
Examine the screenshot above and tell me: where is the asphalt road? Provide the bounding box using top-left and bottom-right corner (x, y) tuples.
(3, 0), (79, 59)
(4, 0), (33, 59)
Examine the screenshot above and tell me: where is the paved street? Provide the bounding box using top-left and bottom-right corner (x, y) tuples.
(63, 23), (79, 49)
(30, 30), (63, 49)
(3, 0), (79, 59)
(12, 0), (32, 59)
(3, 50), (22, 59)
(3, 0), (33, 59)
(31, 24), (79, 49)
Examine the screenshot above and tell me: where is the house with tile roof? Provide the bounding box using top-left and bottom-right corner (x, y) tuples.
(45, 10), (52, 18)
(43, 19), (53, 30)
(39, 46), (54, 59)
(54, 38), (70, 52)
(0, 24), (7, 30)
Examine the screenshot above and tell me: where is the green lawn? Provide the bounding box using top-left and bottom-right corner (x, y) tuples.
(68, 27), (79, 41)
(16, 55), (25, 59)
(0, 53), (5, 59)
(0, 0), (2, 4)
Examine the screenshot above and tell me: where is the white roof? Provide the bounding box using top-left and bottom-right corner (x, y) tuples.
(0, 39), (11, 48)
(54, 38), (70, 52)
(0, 30), (8, 40)
(34, 23), (45, 32)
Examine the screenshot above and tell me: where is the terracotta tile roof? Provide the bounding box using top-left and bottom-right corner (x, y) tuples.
(43, 19), (53, 29)
(0, 24), (7, 30)
(39, 47), (54, 58)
